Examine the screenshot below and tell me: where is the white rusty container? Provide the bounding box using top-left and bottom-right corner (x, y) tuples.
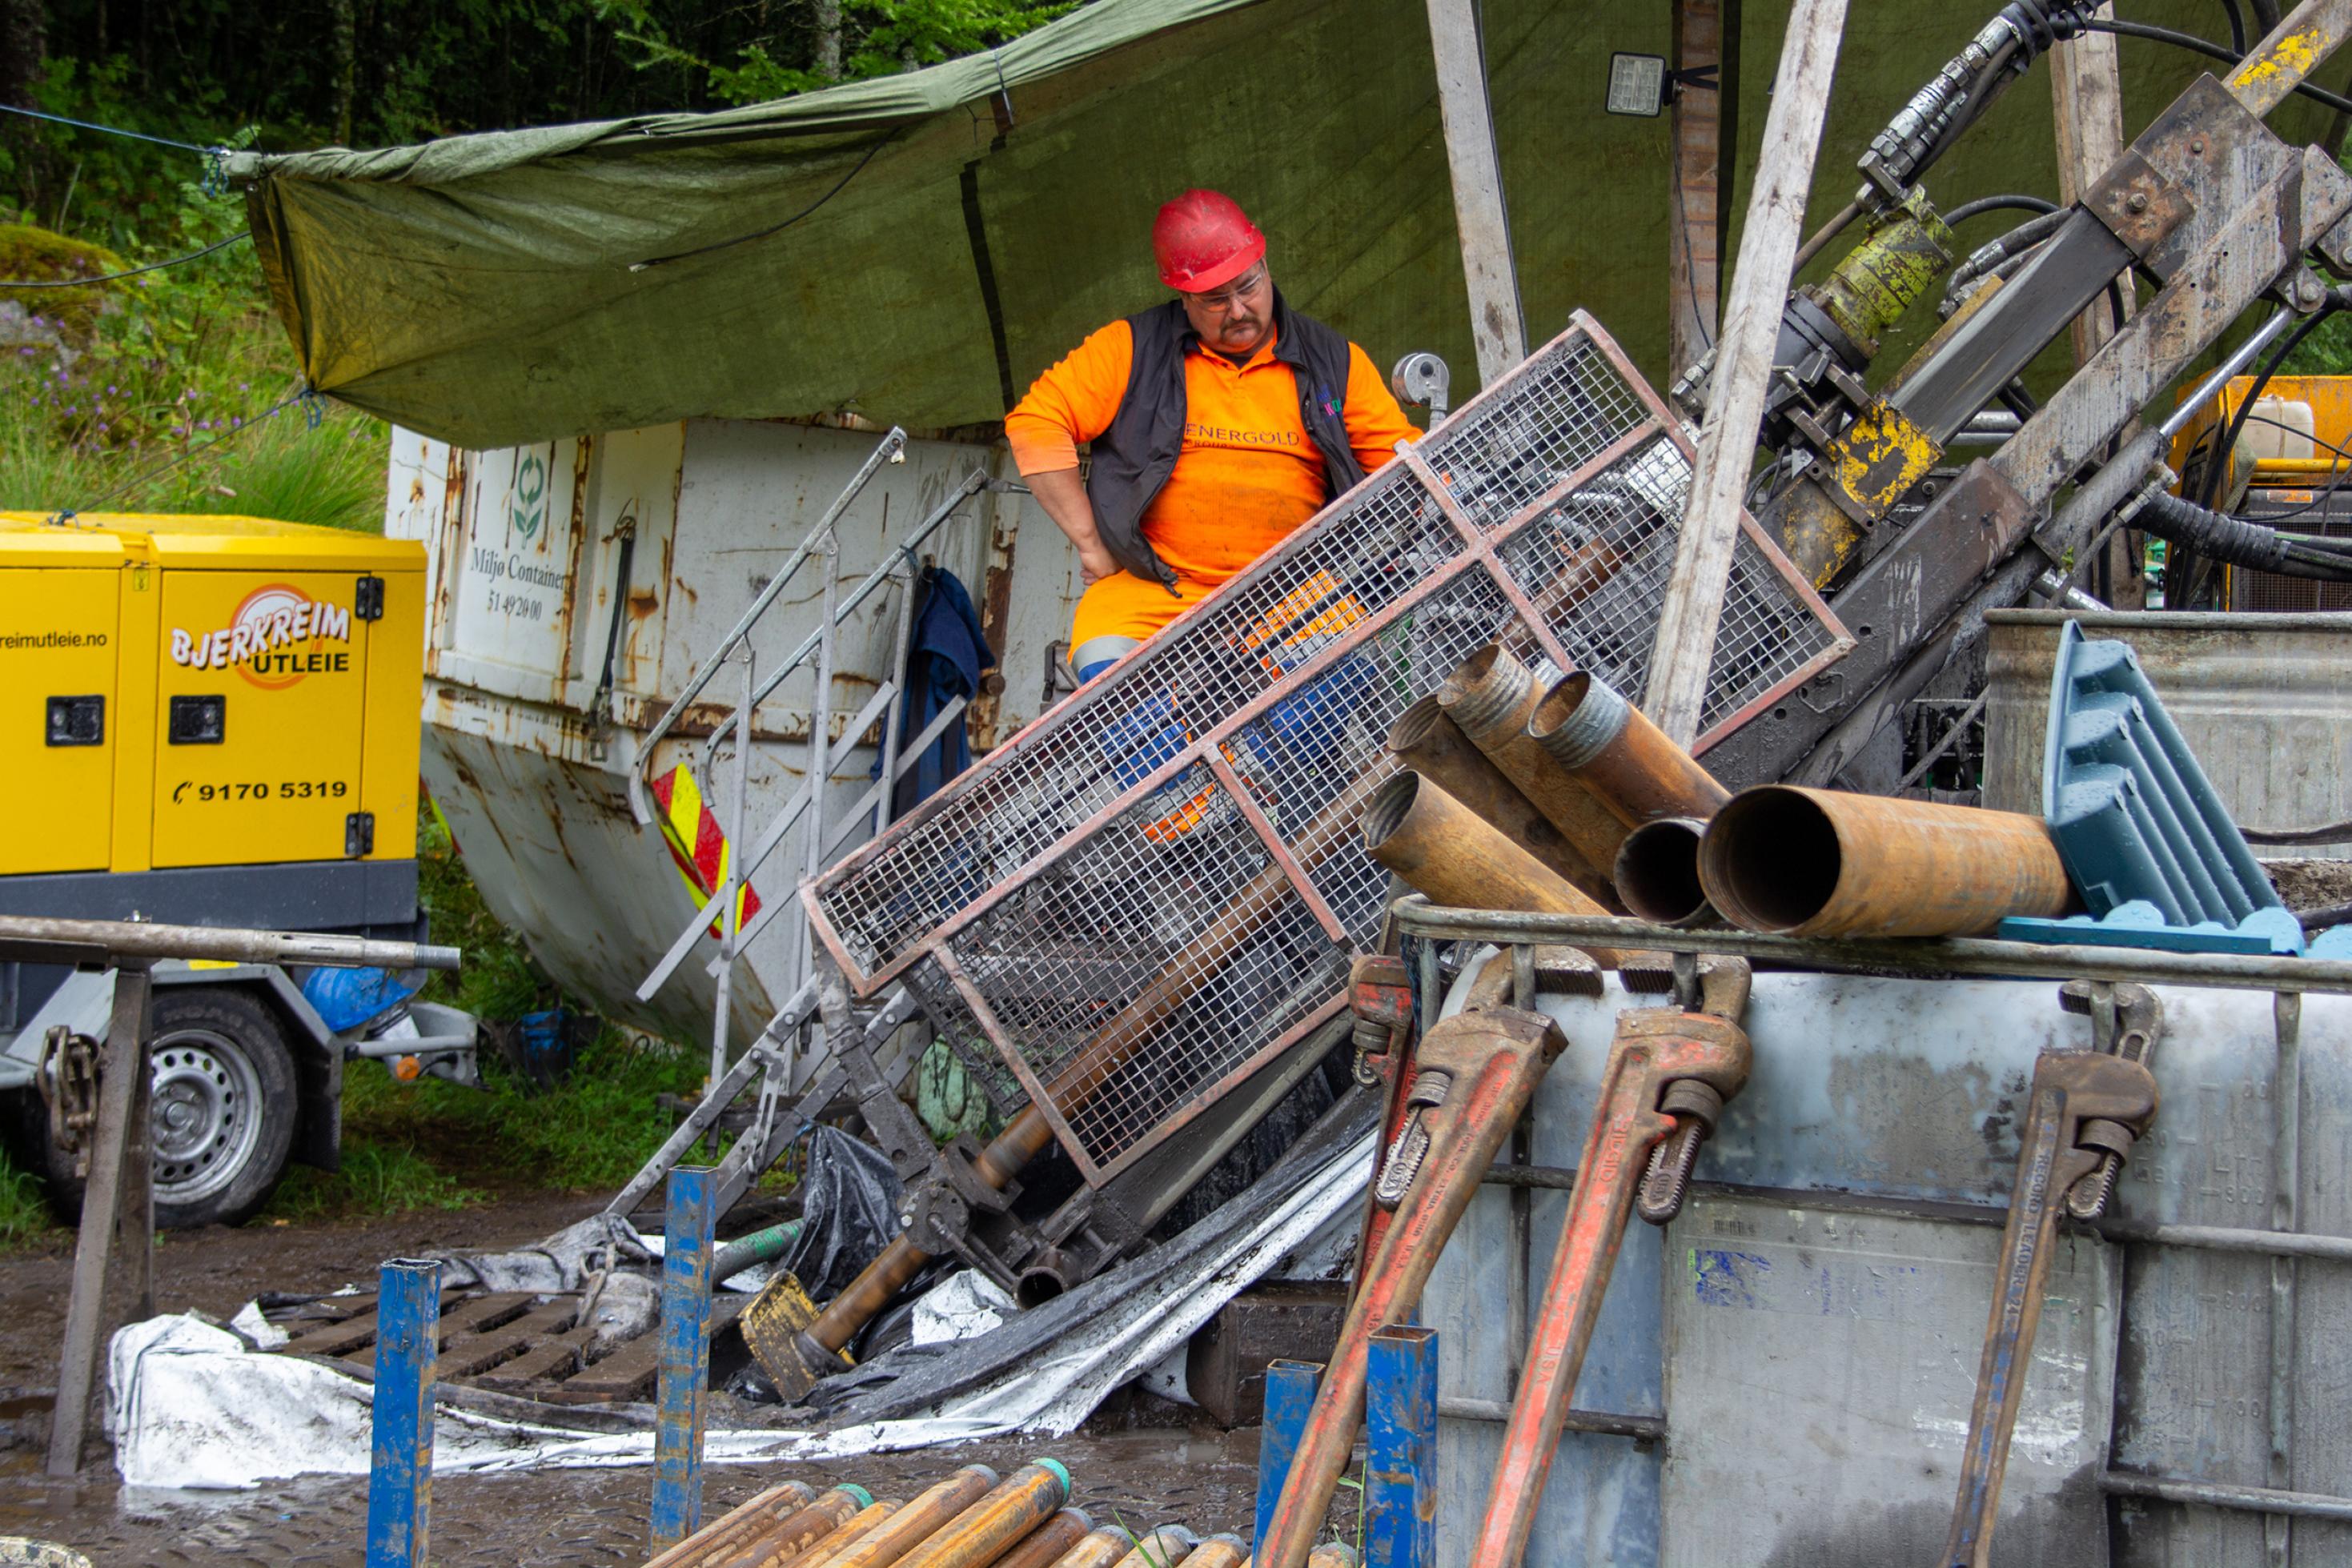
(384, 419), (1082, 1047)
(1422, 963), (2352, 1566)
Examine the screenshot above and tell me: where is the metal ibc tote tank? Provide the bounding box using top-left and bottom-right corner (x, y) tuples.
(1416, 960), (2352, 1566)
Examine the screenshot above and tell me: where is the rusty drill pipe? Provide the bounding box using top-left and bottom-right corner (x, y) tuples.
(750, 1502), (903, 1568)
(1178, 1536), (1246, 1568)
(1387, 696), (1615, 906)
(742, 1493), (882, 1568)
(1255, 1008), (1566, 1568)
(1363, 772), (1628, 968)
(1697, 786), (2073, 938)
(1046, 1525), (1135, 1568)
(1438, 644), (1628, 880)
(824, 1471), (1003, 1568)
(650, 1478), (816, 1567)
(664, 1481), (846, 1568)
(797, 768), (1389, 1372)
(989, 1510), (1094, 1568)
(1527, 671), (1728, 828)
(1612, 817), (1718, 928)
(893, 1462), (1072, 1568)
(1306, 1539), (1362, 1568)
(1109, 1527), (1198, 1568)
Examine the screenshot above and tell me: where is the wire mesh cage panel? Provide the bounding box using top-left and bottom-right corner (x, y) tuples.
(811, 311), (1849, 1183)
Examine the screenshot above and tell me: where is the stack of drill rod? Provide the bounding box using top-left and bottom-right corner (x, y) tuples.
(643, 1459), (1359, 1568)
(1367, 640), (2075, 941)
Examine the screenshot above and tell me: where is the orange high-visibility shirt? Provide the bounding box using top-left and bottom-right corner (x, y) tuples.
(1006, 320), (1417, 652)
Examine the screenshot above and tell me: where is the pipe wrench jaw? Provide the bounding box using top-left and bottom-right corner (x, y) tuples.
(1612, 1011), (1752, 1226)
(2049, 1055), (2160, 1219)
(1374, 1068), (1455, 1209)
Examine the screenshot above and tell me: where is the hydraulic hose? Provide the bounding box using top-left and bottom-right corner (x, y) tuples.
(2138, 491), (2352, 582)
(2085, 18), (2352, 115)
(712, 1217), (806, 1285)
(1943, 193), (2059, 226)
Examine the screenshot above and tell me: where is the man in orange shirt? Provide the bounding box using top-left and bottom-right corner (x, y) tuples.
(1005, 189), (1419, 681)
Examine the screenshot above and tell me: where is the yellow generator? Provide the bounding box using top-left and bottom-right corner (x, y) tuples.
(2166, 375), (2352, 611)
(0, 513), (464, 1225)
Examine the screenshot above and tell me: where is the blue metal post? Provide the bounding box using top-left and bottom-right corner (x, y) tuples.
(1365, 1325), (1437, 1568)
(1256, 1358), (1322, 1547)
(651, 1165), (718, 1553)
(364, 1257), (442, 1568)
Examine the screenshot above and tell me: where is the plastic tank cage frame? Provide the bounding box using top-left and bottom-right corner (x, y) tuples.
(805, 312), (1853, 1187)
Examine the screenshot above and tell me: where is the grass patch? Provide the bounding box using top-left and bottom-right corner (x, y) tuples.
(266, 1139), (486, 1222)
(0, 1150), (63, 1253)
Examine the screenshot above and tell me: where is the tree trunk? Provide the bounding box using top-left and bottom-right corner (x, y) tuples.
(1, 0), (49, 215)
(813, 0), (842, 80)
(327, 0), (355, 143)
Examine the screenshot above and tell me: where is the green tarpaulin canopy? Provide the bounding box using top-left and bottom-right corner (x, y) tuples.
(233, 0), (2248, 451)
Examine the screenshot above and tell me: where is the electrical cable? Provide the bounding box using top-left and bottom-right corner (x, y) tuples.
(1668, 148), (1714, 353)
(2218, 0), (2248, 53)
(2199, 301), (2342, 509)
(2084, 18), (2352, 115)
(630, 136), (889, 271)
(0, 230), (250, 289)
(46, 384), (323, 526)
(0, 100), (218, 154)
(1943, 193), (2060, 224)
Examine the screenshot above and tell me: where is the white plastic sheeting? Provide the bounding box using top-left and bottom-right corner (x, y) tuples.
(108, 1130), (1373, 1489)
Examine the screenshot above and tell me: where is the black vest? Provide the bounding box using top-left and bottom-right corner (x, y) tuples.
(1083, 291), (1367, 592)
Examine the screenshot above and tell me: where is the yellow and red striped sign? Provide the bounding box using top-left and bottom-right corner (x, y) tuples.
(650, 764), (761, 938)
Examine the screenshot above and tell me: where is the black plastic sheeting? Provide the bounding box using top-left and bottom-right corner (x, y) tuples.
(781, 1124), (904, 1300)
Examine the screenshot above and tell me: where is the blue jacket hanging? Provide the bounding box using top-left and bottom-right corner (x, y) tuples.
(877, 564), (996, 817)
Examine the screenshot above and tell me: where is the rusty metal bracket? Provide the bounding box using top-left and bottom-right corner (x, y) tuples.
(2081, 147), (2196, 266)
(37, 1025), (100, 1181)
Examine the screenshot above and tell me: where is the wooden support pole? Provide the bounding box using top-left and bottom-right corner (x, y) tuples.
(2051, 4), (2146, 608)
(46, 962), (153, 1477)
(1668, 0), (1725, 379)
(1424, 0), (1527, 386)
(1644, 0), (1848, 747)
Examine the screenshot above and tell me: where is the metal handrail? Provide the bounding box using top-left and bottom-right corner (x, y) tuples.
(626, 426), (909, 828)
(1387, 898), (2352, 995)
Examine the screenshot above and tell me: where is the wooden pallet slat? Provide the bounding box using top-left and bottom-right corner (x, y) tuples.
(435, 1298), (581, 1382)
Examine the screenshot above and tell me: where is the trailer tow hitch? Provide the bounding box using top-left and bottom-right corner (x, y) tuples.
(1938, 981), (2161, 1567)
(1467, 955), (1752, 1568)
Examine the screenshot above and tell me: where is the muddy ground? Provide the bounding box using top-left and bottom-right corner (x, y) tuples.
(0, 1195), (1309, 1566)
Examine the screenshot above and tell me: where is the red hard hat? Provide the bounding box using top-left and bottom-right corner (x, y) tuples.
(1152, 189), (1266, 293)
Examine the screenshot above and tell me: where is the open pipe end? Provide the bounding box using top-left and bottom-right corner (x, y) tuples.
(1386, 693), (1448, 756)
(1614, 816), (1713, 926)
(1362, 770), (1423, 856)
(1698, 786), (1843, 934)
(1527, 670), (1630, 769)
(1437, 643), (1534, 734)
